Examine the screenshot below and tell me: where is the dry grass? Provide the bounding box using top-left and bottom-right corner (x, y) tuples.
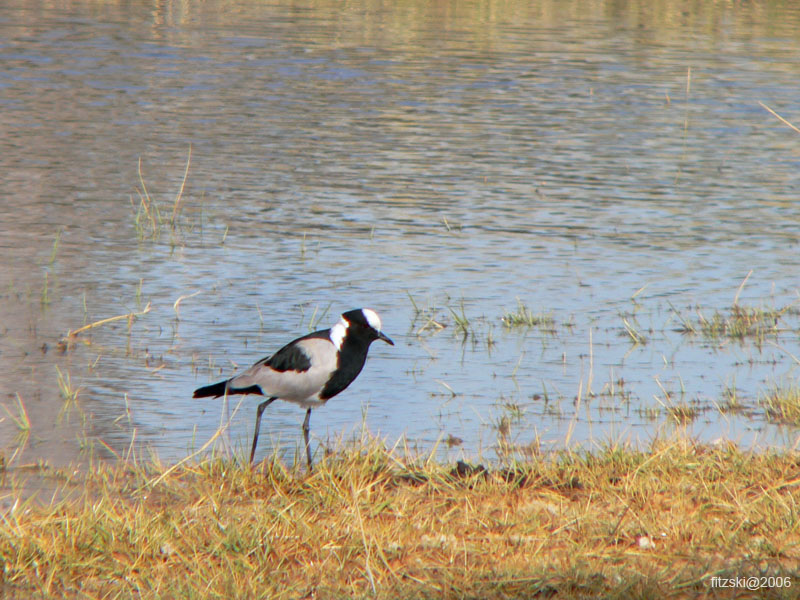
(762, 382), (800, 426)
(0, 438), (799, 599)
(673, 303), (786, 345)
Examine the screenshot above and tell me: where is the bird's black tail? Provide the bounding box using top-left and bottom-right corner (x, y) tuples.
(193, 380), (229, 399)
(193, 380), (264, 399)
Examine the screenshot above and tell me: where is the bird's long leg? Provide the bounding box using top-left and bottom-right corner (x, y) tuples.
(250, 397), (276, 464)
(302, 408), (313, 471)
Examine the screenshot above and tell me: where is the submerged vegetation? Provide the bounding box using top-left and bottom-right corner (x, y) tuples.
(130, 148), (193, 242)
(0, 439), (798, 599)
(761, 382), (800, 426)
(671, 301), (793, 345)
(501, 299), (555, 332)
(408, 294), (559, 344)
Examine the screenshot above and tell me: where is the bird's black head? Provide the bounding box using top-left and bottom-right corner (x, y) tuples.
(340, 308), (394, 346)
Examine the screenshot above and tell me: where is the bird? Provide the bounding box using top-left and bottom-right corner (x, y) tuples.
(193, 308), (394, 470)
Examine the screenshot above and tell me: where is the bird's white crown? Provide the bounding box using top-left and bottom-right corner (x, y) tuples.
(362, 308), (382, 332)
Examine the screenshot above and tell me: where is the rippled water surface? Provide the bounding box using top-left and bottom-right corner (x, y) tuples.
(2, 0), (800, 467)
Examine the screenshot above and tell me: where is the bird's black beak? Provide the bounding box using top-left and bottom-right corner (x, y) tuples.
(377, 331), (394, 345)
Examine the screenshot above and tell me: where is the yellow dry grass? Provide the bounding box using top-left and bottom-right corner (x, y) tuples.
(0, 438), (798, 599)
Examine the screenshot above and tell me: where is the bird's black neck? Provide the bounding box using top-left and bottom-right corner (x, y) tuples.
(319, 335), (372, 400)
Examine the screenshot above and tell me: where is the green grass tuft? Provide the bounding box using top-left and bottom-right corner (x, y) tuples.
(673, 302), (787, 344)
(761, 382), (800, 425)
(502, 300), (555, 332)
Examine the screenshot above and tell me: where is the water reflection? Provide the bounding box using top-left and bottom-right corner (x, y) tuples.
(1, 0), (800, 468)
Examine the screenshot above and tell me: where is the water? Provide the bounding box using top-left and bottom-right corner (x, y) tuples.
(2, 0), (800, 468)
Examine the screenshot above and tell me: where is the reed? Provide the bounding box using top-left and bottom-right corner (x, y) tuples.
(761, 381), (800, 426)
(130, 148), (192, 241)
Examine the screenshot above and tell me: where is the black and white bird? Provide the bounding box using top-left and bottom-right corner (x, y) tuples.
(193, 308), (393, 469)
